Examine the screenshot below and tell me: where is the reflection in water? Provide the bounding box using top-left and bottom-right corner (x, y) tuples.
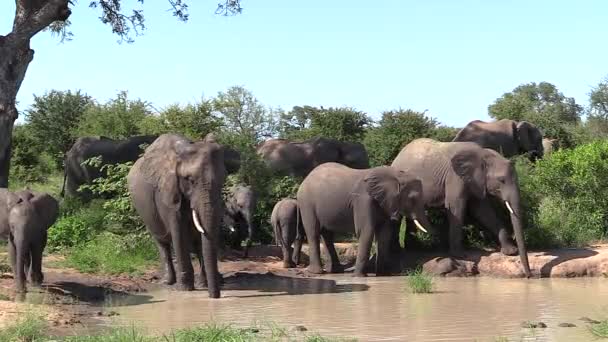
(106, 275), (608, 342)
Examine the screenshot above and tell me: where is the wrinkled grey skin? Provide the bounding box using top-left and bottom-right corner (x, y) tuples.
(256, 137), (370, 177)
(542, 138), (558, 156)
(62, 135), (159, 199)
(127, 133), (240, 298)
(392, 138), (531, 277)
(297, 162), (431, 277)
(271, 198), (304, 268)
(222, 184), (257, 257)
(452, 119), (544, 162)
(0, 189), (59, 293)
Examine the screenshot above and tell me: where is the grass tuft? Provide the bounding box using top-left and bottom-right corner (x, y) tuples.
(0, 310), (47, 342)
(406, 267), (434, 294)
(589, 320), (608, 338)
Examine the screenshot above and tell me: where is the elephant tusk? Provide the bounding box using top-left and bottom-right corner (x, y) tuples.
(192, 210), (206, 235)
(505, 201), (514, 215)
(229, 226), (236, 233)
(413, 219), (428, 233)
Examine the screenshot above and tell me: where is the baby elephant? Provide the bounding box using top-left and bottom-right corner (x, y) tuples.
(271, 198), (304, 268)
(297, 163), (431, 276)
(0, 189), (59, 293)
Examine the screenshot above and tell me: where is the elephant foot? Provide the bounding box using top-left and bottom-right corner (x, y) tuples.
(162, 275), (176, 286)
(307, 265), (324, 274)
(353, 271), (368, 277)
(326, 263), (344, 274)
(500, 244), (518, 256)
(175, 282), (195, 291)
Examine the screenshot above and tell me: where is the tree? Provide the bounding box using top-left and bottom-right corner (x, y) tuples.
(24, 89), (93, 167)
(488, 82), (583, 148)
(139, 99), (222, 140)
(586, 76), (608, 139)
(364, 109), (438, 167)
(0, 0), (242, 187)
(279, 105), (371, 142)
(75, 91), (152, 139)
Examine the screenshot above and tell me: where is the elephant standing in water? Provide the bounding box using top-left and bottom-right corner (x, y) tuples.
(0, 189), (59, 292)
(62, 135), (158, 199)
(222, 184), (257, 257)
(452, 119), (544, 161)
(297, 163), (430, 276)
(391, 138), (531, 277)
(256, 137), (370, 177)
(127, 133), (240, 298)
(271, 198), (304, 268)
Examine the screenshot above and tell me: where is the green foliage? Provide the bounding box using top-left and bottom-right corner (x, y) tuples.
(517, 141), (608, 247)
(588, 320), (608, 338)
(62, 232), (158, 275)
(364, 109), (438, 167)
(24, 89), (93, 167)
(10, 124), (56, 183)
(0, 311), (47, 342)
(139, 99), (222, 140)
(76, 91), (153, 139)
(80, 157), (144, 235)
(279, 105), (371, 142)
(47, 200), (106, 251)
(406, 267), (434, 294)
(431, 125), (460, 142)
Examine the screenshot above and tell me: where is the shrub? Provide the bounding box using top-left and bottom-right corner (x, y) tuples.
(47, 200), (106, 251)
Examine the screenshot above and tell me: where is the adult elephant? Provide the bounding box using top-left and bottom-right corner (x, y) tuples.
(297, 163), (431, 276)
(222, 184), (257, 257)
(0, 189), (59, 292)
(256, 137), (370, 177)
(127, 133), (240, 298)
(452, 119), (544, 161)
(391, 138), (531, 277)
(271, 198), (304, 268)
(61, 135), (159, 199)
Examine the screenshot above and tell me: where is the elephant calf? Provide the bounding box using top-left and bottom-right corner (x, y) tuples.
(0, 189), (59, 293)
(271, 198), (304, 268)
(222, 184), (257, 257)
(297, 163), (431, 276)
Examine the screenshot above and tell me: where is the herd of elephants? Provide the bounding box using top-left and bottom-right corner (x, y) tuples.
(0, 118), (560, 298)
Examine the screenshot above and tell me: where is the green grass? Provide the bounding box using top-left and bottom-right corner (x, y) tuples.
(9, 172), (64, 197)
(61, 232), (158, 275)
(589, 320), (608, 338)
(0, 315), (355, 341)
(406, 267), (434, 294)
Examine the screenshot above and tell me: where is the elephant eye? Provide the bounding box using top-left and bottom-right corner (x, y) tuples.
(497, 176), (506, 183)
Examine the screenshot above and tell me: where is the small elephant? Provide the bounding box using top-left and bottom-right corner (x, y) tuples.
(0, 189), (59, 293)
(297, 162), (431, 277)
(392, 138), (531, 277)
(127, 133), (240, 298)
(62, 135), (158, 199)
(256, 137), (370, 177)
(452, 119), (544, 161)
(222, 184), (257, 257)
(271, 198), (304, 268)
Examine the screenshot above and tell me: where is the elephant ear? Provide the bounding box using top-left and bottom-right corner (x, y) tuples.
(516, 121), (532, 152)
(158, 172), (182, 209)
(5, 192), (21, 210)
(363, 167), (400, 218)
(451, 150), (487, 198)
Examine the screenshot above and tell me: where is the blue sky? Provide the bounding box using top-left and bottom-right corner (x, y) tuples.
(1, 0), (607, 127)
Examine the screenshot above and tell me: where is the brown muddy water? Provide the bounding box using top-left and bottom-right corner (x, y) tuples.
(87, 275), (607, 341)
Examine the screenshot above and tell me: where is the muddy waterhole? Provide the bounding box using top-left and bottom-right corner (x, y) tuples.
(41, 275), (608, 341)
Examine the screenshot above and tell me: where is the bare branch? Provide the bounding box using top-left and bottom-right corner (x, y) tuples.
(215, 0), (242, 16)
(11, 0), (72, 41)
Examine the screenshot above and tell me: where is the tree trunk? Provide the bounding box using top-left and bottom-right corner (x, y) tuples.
(0, 36), (34, 187)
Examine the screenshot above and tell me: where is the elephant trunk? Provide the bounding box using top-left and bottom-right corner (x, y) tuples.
(243, 211), (254, 258)
(196, 201), (221, 298)
(504, 188), (531, 278)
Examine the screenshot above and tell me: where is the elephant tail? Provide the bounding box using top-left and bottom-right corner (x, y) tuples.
(295, 203), (303, 243)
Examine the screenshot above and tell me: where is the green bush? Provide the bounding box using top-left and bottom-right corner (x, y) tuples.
(517, 141), (608, 248)
(47, 200), (106, 251)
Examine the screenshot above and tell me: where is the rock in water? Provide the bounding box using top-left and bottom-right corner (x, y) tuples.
(521, 321), (547, 328)
(558, 323), (577, 328)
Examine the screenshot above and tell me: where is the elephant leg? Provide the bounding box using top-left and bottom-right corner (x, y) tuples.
(376, 220), (395, 276)
(446, 201), (466, 258)
(155, 241), (176, 285)
(353, 198), (376, 277)
(301, 212), (323, 274)
(278, 223), (296, 268)
(292, 235), (303, 265)
(29, 242), (44, 287)
(11, 237), (27, 293)
(468, 199), (518, 256)
(170, 224), (195, 291)
(321, 230), (343, 273)
(8, 238), (16, 274)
